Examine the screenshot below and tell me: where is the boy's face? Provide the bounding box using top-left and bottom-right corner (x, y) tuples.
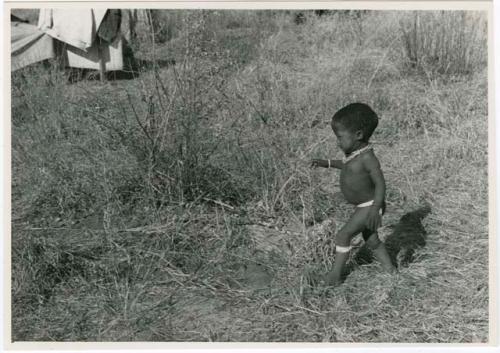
(332, 122), (362, 154)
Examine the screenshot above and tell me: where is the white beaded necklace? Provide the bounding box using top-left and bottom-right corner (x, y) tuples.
(342, 144), (373, 164)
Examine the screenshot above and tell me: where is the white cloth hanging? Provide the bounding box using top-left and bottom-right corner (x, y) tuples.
(11, 20), (54, 71)
(37, 9), (124, 70)
(38, 9), (107, 51)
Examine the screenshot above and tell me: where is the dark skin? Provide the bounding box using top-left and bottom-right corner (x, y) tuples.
(311, 123), (385, 231)
(311, 122), (395, 286)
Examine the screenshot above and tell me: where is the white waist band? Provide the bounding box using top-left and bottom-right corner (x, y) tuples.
(357, 200), (383, 215)
(357, 200), (374, 208)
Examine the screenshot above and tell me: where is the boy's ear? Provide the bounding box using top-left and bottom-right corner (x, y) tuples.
(355, 130), (364, 140)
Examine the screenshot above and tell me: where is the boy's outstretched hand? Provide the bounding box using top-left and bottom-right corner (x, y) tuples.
(366, 206), (382, 231)
(311, 159), (322, 168)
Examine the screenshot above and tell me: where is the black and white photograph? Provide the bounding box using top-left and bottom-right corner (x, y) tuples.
(7, 3), (492, 345)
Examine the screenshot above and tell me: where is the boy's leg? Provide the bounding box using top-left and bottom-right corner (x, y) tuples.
(363, 230), (396, 273)
(325, 208), (369, 286)
(325, 248), (349, 286)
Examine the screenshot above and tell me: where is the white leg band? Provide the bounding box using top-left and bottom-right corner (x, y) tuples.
(336, 245), (352, 253)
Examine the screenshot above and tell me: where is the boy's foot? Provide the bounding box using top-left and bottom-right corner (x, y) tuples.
(383, 263), (398, 273)
(372, 243), (397, 273)
(323, 272), (343, 288)
(319, 284), (338, 297)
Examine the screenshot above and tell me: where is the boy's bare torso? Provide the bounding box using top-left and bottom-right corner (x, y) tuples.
(340, 151), (377, 205)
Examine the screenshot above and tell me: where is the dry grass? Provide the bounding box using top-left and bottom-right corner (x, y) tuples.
(400, 11), (487, 76)
(11, 10), (488, 342)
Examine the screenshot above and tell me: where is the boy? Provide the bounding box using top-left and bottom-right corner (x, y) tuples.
(312, 103), (396, 286)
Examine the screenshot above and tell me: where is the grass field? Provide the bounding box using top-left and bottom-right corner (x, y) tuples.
(10, 10), (489, 342)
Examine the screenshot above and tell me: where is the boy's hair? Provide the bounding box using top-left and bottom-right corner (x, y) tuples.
(331, 103), (379, 142)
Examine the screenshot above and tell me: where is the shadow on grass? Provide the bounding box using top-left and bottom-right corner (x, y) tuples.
(66, 58), (176, 83)
(342, 204), (432, 281)
(66, 41), (176, 83)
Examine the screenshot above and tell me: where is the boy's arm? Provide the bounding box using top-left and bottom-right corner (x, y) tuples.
(363, 153), (386, 230)
(311, 159), (343, 169)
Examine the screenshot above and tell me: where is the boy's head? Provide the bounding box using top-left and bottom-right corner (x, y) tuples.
(330, 103), (379, 143)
